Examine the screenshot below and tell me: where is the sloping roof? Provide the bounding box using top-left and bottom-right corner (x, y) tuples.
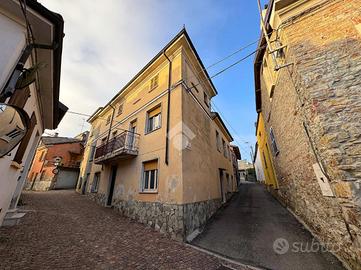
(26, 0), (67, 128)
(254, 0), (274, 112)
(41, 136), (81, 145)
(88, 27), (217, 122)
(211, 112), (234, 142)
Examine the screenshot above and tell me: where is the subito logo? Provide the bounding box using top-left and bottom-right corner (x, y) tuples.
(273, 238), (289, 255)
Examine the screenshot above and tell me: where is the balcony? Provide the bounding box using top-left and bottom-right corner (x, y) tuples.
(94, 130), (140, 164)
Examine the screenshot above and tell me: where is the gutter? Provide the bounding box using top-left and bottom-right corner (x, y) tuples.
(26, 0), (65, 129)
(163, 51), (172, 165)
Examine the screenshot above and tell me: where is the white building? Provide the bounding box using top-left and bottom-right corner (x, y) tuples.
(0, 0), (66, 225)
(254, 145), (265, 183)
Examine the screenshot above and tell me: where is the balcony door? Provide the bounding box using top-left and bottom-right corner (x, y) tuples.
(127, 120), (137, 150)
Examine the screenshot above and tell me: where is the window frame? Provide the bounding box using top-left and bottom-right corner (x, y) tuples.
(91, 172), (101, 193)
(145, 105), (162, 134)
(150, 74), (159, 91)
(216, 130), (221, 152)
(269, 127), (280, 156)
(117, 103), (124, 116)
(140, 159), (159, 193)
(203, 91), (209, 108)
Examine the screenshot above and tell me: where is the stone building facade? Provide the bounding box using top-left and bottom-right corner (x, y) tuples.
(79, 29), (236, 241)
(254, 0), (361, 269)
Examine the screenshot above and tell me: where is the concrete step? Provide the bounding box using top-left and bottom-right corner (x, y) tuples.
(2, 211), (26, 227)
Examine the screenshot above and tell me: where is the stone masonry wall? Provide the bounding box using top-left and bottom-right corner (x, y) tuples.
(260, 0), (361, 269)
(87, 192), (220, 241)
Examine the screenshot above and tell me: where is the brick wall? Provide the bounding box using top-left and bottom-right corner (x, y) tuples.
(259, 0), (361, 268)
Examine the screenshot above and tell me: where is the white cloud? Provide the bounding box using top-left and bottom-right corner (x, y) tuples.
(38, 0), (225, 137)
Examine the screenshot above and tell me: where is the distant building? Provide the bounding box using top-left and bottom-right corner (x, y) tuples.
(78, 29), (236, 240)
(26, 133), (88, 191)
(253, 143), (265, 183)
(237, 160), (255, 182)
(0, 1), (66, 226)
(230, 145), (241, 187)
(254, 0), (361, 268)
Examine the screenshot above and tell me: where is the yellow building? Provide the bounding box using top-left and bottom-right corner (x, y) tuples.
(255, 113), (278, 189)
(78, 29), (235, 240)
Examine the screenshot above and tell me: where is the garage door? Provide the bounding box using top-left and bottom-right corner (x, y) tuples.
(54, 169), (79, 189)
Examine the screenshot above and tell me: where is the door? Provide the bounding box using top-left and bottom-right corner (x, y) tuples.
(107, 165), (117, 206)
(54, 169), (79, 190)
(127, 120), (137, 149)
(219, 169), (226, 203)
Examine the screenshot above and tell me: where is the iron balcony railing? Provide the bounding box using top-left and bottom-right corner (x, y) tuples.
(94, 130), (140, 162)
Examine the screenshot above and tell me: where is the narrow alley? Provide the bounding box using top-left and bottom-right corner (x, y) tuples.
(192, 182), (345, 270)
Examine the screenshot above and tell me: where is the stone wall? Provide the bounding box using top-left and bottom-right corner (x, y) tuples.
(259, 0), (361, 268)
(87, 192), (221, 241)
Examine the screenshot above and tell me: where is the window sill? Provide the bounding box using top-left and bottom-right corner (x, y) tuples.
(139, 190), (158, 194)
(145, 127), (161, 135)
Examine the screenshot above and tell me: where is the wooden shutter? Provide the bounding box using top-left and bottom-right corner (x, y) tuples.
(143, 160), (158, 171)
(13, 112), (37, 164)
(8, 87), (30, 108)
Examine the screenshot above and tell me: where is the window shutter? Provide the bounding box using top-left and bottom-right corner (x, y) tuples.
(148, 106), (161, 118)
(8, 87), (30, 108)
(143, 160), (158, 171)
(13, 112), (37, 164)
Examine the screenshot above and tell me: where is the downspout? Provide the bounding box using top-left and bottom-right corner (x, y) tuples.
(163, 51), (172, 165)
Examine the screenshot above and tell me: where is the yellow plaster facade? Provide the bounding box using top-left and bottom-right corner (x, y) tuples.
(78, 29), (235, 239)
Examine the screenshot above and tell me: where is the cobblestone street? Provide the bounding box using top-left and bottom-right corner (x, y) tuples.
(0, 190), (249, 270)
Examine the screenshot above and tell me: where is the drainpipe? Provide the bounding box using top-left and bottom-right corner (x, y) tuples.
(163, 51), (172, 165)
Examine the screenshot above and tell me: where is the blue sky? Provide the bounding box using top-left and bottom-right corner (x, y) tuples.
(41, 0), (267, 161)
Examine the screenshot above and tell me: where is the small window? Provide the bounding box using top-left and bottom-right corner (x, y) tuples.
(39, 151), (45, 161)
(150, 74), (159, 90)
(191, 82), (199, 93)
(146, 106), (161, 133)
(106, 115), (111, 125)
(203, 92), (209, 107)
(117, 104), (123, 115)
(270, 127), (279, 155)
(91, 172), (100, 193)
(141, 160), (158, 192)
(216, 130), (221, 152)
(222, 139), (227, 157)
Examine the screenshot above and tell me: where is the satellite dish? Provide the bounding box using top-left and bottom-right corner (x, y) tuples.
(0, 103), (29, 157)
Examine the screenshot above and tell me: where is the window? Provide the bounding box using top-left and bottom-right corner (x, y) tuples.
(91, 172), (100, 193)
(203, 92), (209, 107)
(141, 160), (158, 192)
(150, 74), (159, 90)
(216, 130), (221, 152)
(146, 106), (161, 133)
(106, 115), (111, 125)
(88, 143), (96, 162)
(39, 151), (45, 161)
(191, 82), (199, 93)
(222, 138), (227, 157)
(269, 127), (279, 155)
(117, 104), (123, 115)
